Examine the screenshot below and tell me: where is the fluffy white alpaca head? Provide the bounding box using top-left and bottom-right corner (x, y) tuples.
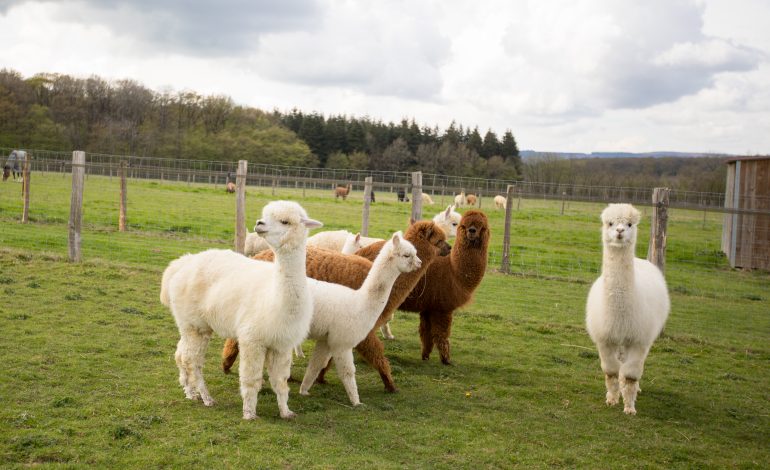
(600, 203), (641, 248)
(386, 231), (421, 273)
(432, 204), (461, 238)
(340, 232), (363, 255)
(254, 201), (323, 251)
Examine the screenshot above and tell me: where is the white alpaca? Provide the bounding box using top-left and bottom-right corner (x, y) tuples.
(453, 191), (466, 207)
(306, 230), (382, 252)
(301, 232), (421, 405)
(160, 200), (322, 420)
(245, 229), (372, 257)
(432, 204), (461, 238)
(494, 195), (507, 210)
(421, 193), (435, 205)
(585, 203), (670, 415)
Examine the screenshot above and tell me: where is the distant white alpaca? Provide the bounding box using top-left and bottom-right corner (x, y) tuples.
(453, 191), (466, 207)
(585, 203), (670, 415)
(494, 195), (506, 210)
(160, 200), (322, 420)
(421, 193), (435, 205)
(301, 232), (421, 405)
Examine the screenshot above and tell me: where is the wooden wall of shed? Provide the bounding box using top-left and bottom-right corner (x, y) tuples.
(722, 159), (770, 270)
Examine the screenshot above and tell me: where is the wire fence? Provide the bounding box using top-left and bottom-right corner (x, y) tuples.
(1, 149), (768, 281)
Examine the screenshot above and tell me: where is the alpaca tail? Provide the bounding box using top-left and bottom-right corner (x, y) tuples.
(160, 257), (186, 307)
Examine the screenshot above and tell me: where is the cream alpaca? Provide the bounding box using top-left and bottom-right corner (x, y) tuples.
(585, 203), (670, 415)
(300, 232), (421, 405)
(160, 200), (322, 420)
(245, 229), (372, 257)
(493, 195), (506, 210)
(453, 191), (466, 207)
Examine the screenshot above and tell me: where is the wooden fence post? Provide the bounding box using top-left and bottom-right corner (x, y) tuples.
(411, 171), (423, 222)
(560, 192), (567, 215)
(21, 155), (30, 223)
(500, 184), (515, 274)
(68, 151), (86, 262)
(362, 176), (372, 237)
(119, 161), (127, 231)
(647, 187), (670, 272)
(234, 160), (248, 254)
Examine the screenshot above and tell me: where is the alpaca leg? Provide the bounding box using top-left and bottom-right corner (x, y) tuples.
(189, 329), (214, 406)
(355, 331), (398, 392)
(238, 341), (266, 420)
(175, 336), (198, 400)
(300, 340), (332, 396)
(380, 321), (395, 340)
(596, 342), (622, 406)
(619, 345), (648, 415)
(430, 311), (454, 365)
(419, 312), (434, 360)
(333, 348), (361, 406)
(267, 349), (296, 420)
(221, 338), (239, 373)
(294, 343), (305, 358)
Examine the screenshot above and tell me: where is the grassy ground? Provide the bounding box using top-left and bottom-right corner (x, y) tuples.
(0, 173), (768, 468)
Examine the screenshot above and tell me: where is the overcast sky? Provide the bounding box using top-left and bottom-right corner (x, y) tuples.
(1, 0), (768, 154)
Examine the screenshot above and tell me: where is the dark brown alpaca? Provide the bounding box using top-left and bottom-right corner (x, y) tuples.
(398, 210), (490, 365)
(334, 183), (352, 200)
(221, 220), (451, 392)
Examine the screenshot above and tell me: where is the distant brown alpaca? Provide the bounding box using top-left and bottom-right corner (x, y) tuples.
(398, 210), (490, 364)
(221, 220), (451, 392)
(225, 181), (236, 193)
(335, 183), (352, 200)
(466, 194), (477, 207)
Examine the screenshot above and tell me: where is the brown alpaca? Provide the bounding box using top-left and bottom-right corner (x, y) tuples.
(466, 194), (477, 207)
(334, 183), (352, 200)
(399, 210), (490, 365)
(221, 220), (451, 392)
(226, 181), (236, 193)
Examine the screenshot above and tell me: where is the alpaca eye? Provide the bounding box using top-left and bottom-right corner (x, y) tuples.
(281, 220), (289, 225)
(453, 223), (458, 227)
(627, 223), (632, 227)
(608, 222), (614, 227)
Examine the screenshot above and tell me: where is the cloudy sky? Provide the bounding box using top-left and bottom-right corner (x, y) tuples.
(1, 0), (768, 154)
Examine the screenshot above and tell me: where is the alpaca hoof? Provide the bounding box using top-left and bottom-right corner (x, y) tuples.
(421, 354), (430, 361)
(315, 377), (327, 385)
(299, 389), (310, 396)
(606, 395), (619, 406)
(288, 375), (300, 383)
(623, 407), (637, 415)
(243, 411), (258, 420)
(202, 397), (215, 407)
(441, 359), (453, 366)
(222, 365), (232, 374)
(352, 401), (363, 407)
(384, 385), (399, 393)
(384, 335), (395, 340)
(280, 411), (297, 420)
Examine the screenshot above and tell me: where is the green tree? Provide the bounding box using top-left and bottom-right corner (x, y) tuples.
(481, 129), (501, 159)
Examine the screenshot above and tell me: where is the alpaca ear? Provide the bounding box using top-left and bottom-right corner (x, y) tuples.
(391, 231), (402, 247)
(301, 217), (323, 229)
(409, 217), (416, 226)
(444, 205), (452, 218)
(355, 233), (361, 243)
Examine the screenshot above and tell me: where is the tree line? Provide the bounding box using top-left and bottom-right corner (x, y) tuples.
(0, 68), (728, 191)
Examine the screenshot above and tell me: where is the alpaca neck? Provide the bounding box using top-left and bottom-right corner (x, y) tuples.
(272, 244), (309, 308)
(602, 243), (636, 313)
(450, 239), (487, 289)
(360, 248), (400, 316)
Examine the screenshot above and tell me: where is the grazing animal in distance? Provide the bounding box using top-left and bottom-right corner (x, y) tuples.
(453, 191), (466, 207)
(397, 188), (409, 202)
(494, 195), (506, 210)
(466, 194), (477, 206)
(586, 203), (670, 415)
(398, 210), (490, 365)
(335, 183), (352, 200)
(421, 193), (435, 205)
(161, 200), (322, 420)
(226, 182), (236, 193)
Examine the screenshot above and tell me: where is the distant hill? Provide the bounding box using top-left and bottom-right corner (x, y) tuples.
(520, 150), (731, 160)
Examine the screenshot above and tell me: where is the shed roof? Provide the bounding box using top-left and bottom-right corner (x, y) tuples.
(724, 155), (770, 164)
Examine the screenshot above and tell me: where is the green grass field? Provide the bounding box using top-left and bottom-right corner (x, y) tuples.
(0, 173), (768, 468)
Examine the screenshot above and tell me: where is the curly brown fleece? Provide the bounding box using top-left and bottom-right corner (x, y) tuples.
(398, 210), (490, 365)
(220, 220), (451, 392)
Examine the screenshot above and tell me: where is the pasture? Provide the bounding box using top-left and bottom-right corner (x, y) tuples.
(0, 173), (768, 468)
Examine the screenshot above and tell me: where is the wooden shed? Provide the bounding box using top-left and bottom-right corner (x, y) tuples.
(721, 156), (770, 270)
